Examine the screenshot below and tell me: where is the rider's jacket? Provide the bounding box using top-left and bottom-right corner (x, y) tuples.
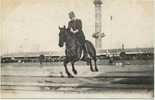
(68, 19), (85, 44)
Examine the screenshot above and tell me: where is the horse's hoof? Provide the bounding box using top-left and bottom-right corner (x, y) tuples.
(68, 76), (74, 78)
(73, 70), (77, 75)
(92, 71), (95, 72)
(95, 69), (99, 72)
(90, 69), (94, 72)
(68, 75), (74, 78)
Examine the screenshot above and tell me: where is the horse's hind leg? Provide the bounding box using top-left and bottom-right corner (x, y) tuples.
(94, 58), (98, 72)
(89, 59), (94, 72)
(82, 58), (94, 72)
(64, 59), (73, 78)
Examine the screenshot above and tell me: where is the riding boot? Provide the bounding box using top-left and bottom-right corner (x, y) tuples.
(81, 44), (88, 60)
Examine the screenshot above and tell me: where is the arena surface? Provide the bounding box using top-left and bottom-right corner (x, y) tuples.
(1, 63), (154, 99)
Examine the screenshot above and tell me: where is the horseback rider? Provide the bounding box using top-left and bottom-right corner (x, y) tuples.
(67, 11), (88, 60)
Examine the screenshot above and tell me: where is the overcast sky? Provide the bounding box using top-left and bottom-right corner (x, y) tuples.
(1, 0), (154, 54)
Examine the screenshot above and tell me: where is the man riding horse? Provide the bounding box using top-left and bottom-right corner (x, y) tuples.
(58, 11), (98, 77)
(67, 11), (88, 60)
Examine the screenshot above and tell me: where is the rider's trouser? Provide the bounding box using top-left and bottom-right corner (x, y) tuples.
(75, 32), (88, 58)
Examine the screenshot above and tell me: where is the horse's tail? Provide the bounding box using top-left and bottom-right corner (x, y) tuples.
(85, 40), (96, 59)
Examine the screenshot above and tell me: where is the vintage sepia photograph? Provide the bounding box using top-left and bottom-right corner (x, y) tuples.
(0, 0), (154, 99)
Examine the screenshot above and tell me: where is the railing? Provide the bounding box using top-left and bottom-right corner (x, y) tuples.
(1, 52), (154, 64)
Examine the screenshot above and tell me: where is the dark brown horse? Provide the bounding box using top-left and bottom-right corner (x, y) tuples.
(58, 26), (98, 78)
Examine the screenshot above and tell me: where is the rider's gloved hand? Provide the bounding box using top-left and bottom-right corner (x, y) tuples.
(73, 29), (79, 34)
(70, 28), (79, 34)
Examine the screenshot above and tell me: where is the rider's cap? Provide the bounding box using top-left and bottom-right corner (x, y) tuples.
(68, 11), (75, 18)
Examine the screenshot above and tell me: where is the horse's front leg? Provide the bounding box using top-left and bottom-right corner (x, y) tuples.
(64, 58), (73, 78)
(71, 61), (77, 75)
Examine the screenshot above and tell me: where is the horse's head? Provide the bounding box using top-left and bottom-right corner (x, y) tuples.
(58, 25), (66, 47)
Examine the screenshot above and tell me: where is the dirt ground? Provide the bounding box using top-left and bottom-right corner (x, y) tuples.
(1, 63), (154, 99)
